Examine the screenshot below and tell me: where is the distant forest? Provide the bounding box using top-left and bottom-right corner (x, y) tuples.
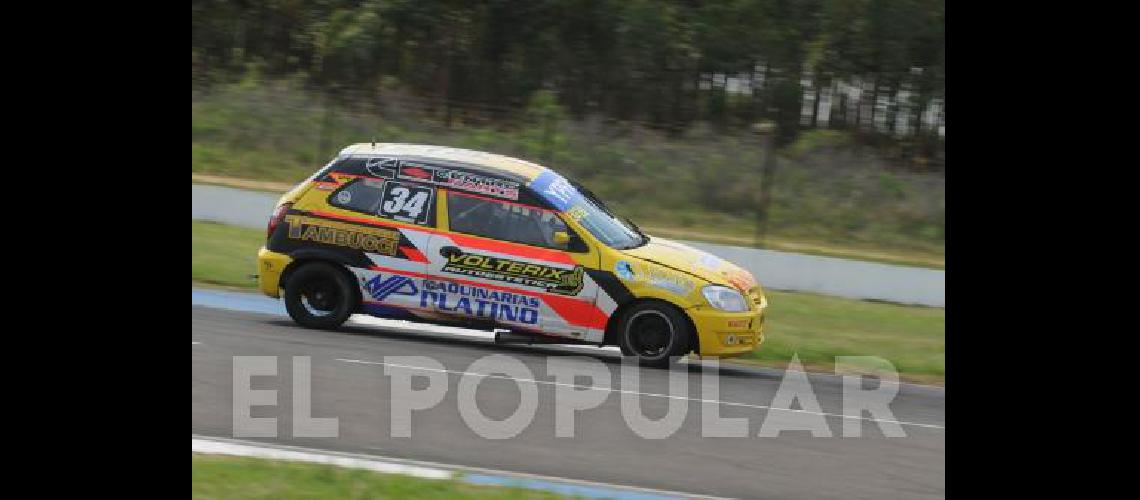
(192, 0), (945, 165)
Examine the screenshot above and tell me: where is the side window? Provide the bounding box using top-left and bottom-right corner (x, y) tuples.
(447, 191), (578, 251)
(329, 179), (436, 226)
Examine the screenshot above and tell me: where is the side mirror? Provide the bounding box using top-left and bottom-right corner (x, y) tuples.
(552, 231), (571, 248)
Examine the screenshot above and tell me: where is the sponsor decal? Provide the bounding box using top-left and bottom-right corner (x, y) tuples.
(565, 205), (588, 222)
(697, 253), (725, 270)
(530, 170), (579, 211)
(420, 280), (540, 325)
(362, 274), (419, 301)
(441, 250), (584, 296)
(727, 319), (750, 329)
(641, 266), (695, 295)
(436, 170), (519, 200)
(398, 162), (520, 200)
(615, 260), (635, 280)
(725, 269), (757, 292)
(336, 190), (353, 205)
(284, 214), (400, 255)
(618, 261), (695, 296)
(365, 157), (399, 178)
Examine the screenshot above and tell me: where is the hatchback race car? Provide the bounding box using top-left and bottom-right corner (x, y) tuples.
(257, 144), (768, 366)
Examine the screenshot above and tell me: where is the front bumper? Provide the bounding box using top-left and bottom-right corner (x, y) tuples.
(256, 247), (292, 298)
(687, 305), (766, 357)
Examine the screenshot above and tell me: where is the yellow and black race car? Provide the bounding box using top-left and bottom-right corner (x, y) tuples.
(258, 144), (767, 366)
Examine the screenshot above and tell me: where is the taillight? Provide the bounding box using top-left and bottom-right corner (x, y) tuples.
(267, 202), (293, 238)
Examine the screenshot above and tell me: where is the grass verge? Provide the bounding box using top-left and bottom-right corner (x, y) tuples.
(193, 84), (945, 269)
(192, 220), (944, 384)
(192, 220), (268, 288)
(193, 454), (572, 499)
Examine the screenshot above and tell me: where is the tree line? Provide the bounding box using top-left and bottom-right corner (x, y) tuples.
(192, 0), (944, 163)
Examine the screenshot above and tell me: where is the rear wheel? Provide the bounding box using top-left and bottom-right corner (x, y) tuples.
(617, 302), (693, 368)
(283, 262), (356, 329)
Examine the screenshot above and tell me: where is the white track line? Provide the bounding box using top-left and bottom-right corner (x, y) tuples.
(337, 357), (944, 430)
(194, 436), (452, 479)
(192, 341), (202, 345)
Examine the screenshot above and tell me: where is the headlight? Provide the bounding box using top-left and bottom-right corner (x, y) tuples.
(701, 285), (749, 312)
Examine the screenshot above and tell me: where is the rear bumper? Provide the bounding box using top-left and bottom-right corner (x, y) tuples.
(688, 306), (766, 357)
(256, 247), (292, 298)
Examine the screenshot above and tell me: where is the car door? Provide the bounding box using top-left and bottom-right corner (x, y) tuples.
(321, 166), (437, 317)
(423, 183), (606, 342)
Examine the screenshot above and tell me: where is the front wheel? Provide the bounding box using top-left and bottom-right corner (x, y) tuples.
(617, 302), (693, 368)
(283, 262), (356, 330)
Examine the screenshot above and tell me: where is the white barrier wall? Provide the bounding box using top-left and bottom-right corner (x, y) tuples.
(679, 240), (944, 307)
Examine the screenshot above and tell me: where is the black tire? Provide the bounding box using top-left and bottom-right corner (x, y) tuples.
(283, 262), (357, 330)
(617, 301), (693, 368)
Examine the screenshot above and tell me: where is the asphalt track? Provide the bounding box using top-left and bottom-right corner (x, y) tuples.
(192, 290), (945, 499)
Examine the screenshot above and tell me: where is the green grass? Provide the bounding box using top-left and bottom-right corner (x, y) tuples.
(192, 220), (944, 384)
(192, 220), (266, 288)
(192, 82), (945, 268)
(744, 291), (944, 384)
(192, 454), (574, 499)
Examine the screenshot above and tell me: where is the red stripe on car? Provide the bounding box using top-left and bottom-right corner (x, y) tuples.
(306, 210), (576, 265)
(400, 246), (429, 263)
(402, 167), (431, 179)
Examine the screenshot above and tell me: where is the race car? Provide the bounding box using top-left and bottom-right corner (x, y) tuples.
(257, 143), (768, 366)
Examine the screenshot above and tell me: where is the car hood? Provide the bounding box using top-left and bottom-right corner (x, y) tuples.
(620, 236), (759, 292)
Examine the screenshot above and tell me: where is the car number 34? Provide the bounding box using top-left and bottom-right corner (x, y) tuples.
(380, 184), (432, 222)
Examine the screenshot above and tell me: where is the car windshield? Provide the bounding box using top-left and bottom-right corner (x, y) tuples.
(530, 171), (648, 250)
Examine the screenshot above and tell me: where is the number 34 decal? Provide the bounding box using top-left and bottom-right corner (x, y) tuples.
(380, 182), (433, 224)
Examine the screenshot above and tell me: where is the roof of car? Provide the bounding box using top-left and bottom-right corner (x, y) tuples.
(339, 143), (550, 182)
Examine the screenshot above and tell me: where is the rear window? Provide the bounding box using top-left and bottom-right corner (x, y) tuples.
(328, 178), (436, 226)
